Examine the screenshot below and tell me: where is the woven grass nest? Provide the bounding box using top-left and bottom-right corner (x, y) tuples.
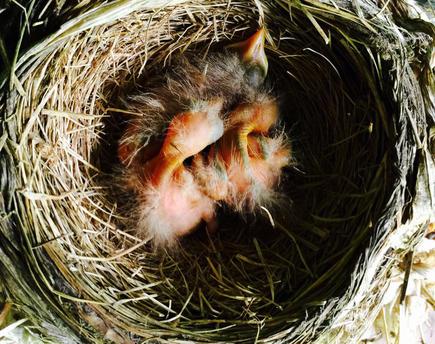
(0, 0), (433, 343)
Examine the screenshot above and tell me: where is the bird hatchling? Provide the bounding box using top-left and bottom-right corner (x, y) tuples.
(116, 28), (291, 247)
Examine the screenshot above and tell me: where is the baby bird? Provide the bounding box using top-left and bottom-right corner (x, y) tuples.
(117, 28), (290, 247)
(117, 30), (268, 172)
(122, 100), (224, 246)
(192, 29), (290, 210)
(193, 100), (290, 212)
(221, 101), (290, 211)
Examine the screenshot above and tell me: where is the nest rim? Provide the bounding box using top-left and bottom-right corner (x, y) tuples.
(1, 0), (432, 343)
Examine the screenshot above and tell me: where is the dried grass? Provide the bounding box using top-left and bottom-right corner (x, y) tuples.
(0, 0), (433, 343)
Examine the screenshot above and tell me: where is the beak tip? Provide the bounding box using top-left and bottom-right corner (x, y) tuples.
(228, 28), (269, 79)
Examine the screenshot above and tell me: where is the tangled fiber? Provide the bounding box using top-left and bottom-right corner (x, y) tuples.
(0, 0), (433, 343)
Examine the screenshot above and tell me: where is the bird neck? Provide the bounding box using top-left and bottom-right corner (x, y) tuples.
(147, 152), (184, 186)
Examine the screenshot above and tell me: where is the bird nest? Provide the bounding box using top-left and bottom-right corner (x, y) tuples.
(0, 0), (433, 343)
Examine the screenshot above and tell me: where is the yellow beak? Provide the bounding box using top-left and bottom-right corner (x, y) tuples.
(228, 28), (268, 81)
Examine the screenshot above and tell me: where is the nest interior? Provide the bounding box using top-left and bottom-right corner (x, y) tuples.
(0, 0), (431, 343)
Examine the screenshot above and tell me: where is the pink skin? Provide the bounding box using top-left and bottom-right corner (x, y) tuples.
(151, 168), (218, 237)
(117, 29), (284, 243)
(139, 100), (223, 238)
(246, 135), (290, 190)
(191, 101), (290, 210)
(219, 101), (289, 197)
(192, 145), (230, 202)
(118, 98), (289, 241)
(218, 133), (290, 203)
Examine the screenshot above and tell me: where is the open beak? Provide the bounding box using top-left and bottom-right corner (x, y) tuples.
(228, 28), (268, 79)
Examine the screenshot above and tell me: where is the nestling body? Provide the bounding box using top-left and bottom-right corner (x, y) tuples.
(117, 28), (291, 247)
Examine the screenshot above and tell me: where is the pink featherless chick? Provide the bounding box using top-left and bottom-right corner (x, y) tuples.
(192, 29), (291, 211)
(121, 100), (224, 247)
(191, 28), (270, 202)
(116, 28), (290, 246)
(217, 101), (291, 211)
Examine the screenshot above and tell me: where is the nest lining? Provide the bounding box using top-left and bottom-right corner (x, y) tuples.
(1, 0), (432, 343)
